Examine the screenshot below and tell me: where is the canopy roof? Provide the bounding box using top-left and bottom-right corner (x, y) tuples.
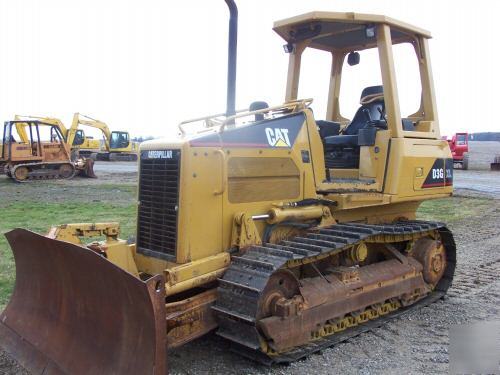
(273, 12), (431, 52)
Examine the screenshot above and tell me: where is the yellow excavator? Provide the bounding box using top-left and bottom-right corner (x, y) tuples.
(0, 2), (455, 373)
(69, 113), (140, 161)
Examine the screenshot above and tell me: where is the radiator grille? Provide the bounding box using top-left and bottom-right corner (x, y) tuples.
(137, 150), (180, 261)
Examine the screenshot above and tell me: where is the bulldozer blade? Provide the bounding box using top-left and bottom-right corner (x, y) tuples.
(77, 158), (97, 178)
(0, 229), (167, 375)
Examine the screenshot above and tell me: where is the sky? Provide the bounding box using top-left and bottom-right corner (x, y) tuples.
(0, 0), (498, 139)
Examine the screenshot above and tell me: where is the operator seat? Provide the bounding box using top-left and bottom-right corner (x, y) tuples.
(323, 85), (386, 169)
(325, 85), (386, 148)
(344, 85), (385, 136)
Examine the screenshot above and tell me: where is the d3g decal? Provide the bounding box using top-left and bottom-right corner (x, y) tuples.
(422, 158), (453, 188)
(265, 128), (291, 147)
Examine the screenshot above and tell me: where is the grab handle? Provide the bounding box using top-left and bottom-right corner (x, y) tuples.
(214, 149), (227, 196)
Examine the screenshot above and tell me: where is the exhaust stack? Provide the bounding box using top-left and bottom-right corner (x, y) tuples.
(225, 0), (238, 119)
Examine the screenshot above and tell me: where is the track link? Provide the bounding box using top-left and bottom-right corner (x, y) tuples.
(109, 153), (138, 161)
(10, 162), (76, 182)
(213, 220), (456, 364)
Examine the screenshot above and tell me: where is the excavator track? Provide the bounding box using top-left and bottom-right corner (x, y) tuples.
(109, 152), (138, 161)
(10, 162), (76, 182)
(214, 220), (456, 365)
(89, 152), (137, 161)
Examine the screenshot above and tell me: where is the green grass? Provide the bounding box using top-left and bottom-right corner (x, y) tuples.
(95, 184), (137, 193)
(416, 195), (492, 223)
(0, 201), (136, 309)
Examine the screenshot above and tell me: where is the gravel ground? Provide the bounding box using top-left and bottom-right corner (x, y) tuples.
(0, 170), (499, 374)
(92, 161), (138, 174)
(92, 160), (138, 174)
(453, 169), (500, 196)
(465, 141), (500, 170)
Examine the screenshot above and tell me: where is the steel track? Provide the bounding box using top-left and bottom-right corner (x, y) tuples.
(213, 220), (456, 365)
(10, 162), (76, 182)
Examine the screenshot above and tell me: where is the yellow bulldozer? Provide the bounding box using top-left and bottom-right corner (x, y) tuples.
(0, 119), (96, 181)
(0, 2), (455, 373)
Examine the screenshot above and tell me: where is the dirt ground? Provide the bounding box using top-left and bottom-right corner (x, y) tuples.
(0, 163), (136, 204)
(0, 165), (499, 374)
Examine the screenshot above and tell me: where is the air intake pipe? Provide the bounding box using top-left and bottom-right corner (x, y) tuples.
(225, 0), (238, 120)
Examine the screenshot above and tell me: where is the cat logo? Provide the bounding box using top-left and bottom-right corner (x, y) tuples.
(265, 128), (291, 147)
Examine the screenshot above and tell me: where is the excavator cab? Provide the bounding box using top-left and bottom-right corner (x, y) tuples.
(110, 130), (130, 149)
(72, 129), (86, 146)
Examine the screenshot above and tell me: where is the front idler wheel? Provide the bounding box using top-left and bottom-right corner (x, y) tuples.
(412, 237), (447, 286)
(257, 270), (301, 320)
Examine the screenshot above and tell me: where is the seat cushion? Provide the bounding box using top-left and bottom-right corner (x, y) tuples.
(316, 120), (341, 139)
(324, 134), (358, 148)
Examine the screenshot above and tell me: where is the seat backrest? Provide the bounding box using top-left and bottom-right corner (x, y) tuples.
(316, 120), (340, 140)
(343, 85), (385, 136)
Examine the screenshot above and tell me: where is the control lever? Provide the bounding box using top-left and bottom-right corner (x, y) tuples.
(364, 108), (386, 129)
(362, 108), (372, 122)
